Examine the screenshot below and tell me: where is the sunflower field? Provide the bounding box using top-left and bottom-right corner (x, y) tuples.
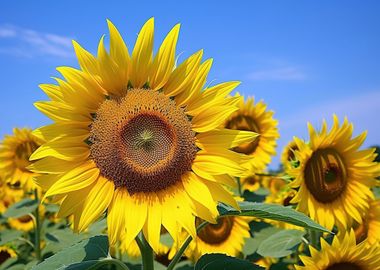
(0, 17), (380, 270)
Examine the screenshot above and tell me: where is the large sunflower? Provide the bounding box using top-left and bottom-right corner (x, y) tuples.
(290, 116), (380, 231)
(296, 231), (380, 270)
(181, 215), (251, 262)
(30, 18), (257, 252)
(224, 96), (279, 171)
(0, 128), (42, 191)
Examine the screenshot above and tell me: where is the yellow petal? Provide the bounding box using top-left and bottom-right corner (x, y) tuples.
(205, 181), (239, 210)
(196, 128), (258, 150)
(192, 151), (249, 178)
(39, 84), (63, 101)
(34, 101), (92, 123)
(28, 156), (77, 174)
(149, 24), (180, 90)
(182, 172), (218, 221)
(30, 140), (89, 161)
(163, 50), (203, 97)
(142, 194), (162, 252)
(123, 193), (148, 249)
(186, 81), (240, 114)
(43, 161), (99, 198)
(78, 176), (114, 231)
(107, 188), (126, 245)
(130, 18), (154, 88)
(175, 58), (213, 106)
(191, 105), (239, 133)
(107, 19), (130, 74)
(72, 40), (99, 75)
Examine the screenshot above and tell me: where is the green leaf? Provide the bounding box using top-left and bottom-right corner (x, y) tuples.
(243, 226), (281, 256)
(32, 235), (109, 270)
(65, 259), (130, 270)
(43, 228), (88, 255)
(0, 258), (18, 270)
(257, 230), (305, 258)
(44, 204), (60, 213)
(195, 254), (264, 270)
(3, 198), (38, 218)
(0, 230), (23, 245)
(218, 202), (330, 233)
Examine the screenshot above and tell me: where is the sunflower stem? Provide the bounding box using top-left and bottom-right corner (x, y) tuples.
(33, 189), (42, 262)
(140, 233), (154, 270)
(236, 177), (242, 196)
(167, 221), (209, 270)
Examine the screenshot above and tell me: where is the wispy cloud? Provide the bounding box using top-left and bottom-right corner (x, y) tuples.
(281, 90), (380, 129)
(0, 24), (73, 58)
(247, 66), (307, 81)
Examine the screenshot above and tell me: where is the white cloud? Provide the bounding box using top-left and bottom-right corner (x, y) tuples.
(247, 66), (307, 81)
(281, 90), (380, 129)
(0, 24), (73, 58)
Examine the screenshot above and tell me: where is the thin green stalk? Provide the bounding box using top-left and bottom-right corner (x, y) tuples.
(140, 233), (154, 270)
(34, 189), (42, 262)
(236, 177), (242, 196)
(167, 221), (209, 270)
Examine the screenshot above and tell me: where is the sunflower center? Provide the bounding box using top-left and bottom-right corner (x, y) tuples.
(304, 148), (347, 203)
(0, 250), (11, 264)
(90, 89), (196, 194)
(14, 141), (39, 171)
(286, 143), (299, 162)
(245, 175), (260, 185)
(196, 217), (234, 244)
(325, 262), (362, 270)
(225, 115), (260, 155)
(18, 215), (33, 223)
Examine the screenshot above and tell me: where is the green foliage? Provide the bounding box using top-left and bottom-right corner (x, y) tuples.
(32, 235), (109, 270)
(218, 201), (330, 233)
(0, 229), (22, 245)
(243, 226), (282, 256)
(257, 230), (305, 258)
(3, 198), (38, 218)
(195, 254), (264, 270)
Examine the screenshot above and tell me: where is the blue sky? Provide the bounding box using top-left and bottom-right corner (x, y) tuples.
(1, 1), (379, 168)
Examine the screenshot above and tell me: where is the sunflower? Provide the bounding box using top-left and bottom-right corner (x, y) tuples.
(241, 173), (264, 192)
(0, 246), (17, 265)
(0, 182), (24, 214)
(290, 116), (380, 231)
(30, 18), (257, 252)
(224, 96), (279, 171)
(180, 215), (251, 262)
(351, 199), (380, 246)
(296, 230), (380, 270)
(8, 215), (35, 232)
(281, 140), (300, 173)
(0, 128), (42, 191)
(263, 176), (287, 194)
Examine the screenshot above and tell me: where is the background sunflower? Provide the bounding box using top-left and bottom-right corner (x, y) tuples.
(290, 116), (380, 231)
